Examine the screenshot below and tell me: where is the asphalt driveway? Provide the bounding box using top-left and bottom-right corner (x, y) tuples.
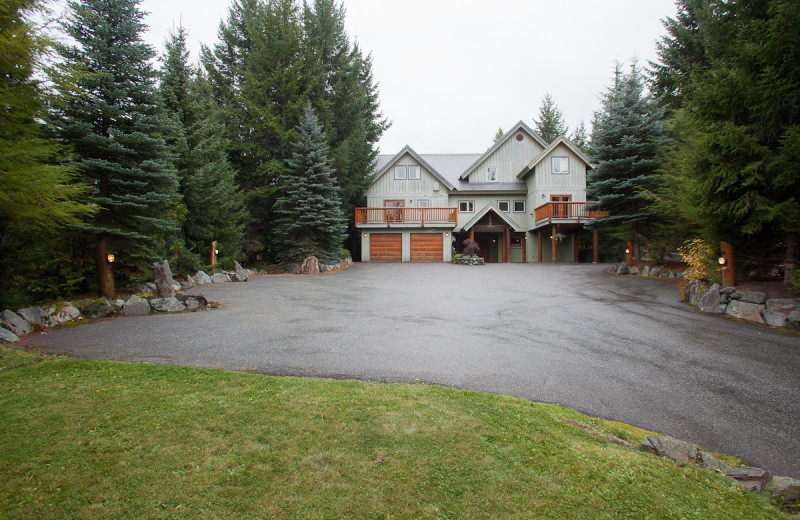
(21, 263), (800, 478)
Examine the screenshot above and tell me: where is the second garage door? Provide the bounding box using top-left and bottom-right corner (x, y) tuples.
(370, 233), (402, 262)
(410, 233), (443, 262)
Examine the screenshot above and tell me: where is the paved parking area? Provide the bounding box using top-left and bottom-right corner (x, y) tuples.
(22, 263), (800, 478)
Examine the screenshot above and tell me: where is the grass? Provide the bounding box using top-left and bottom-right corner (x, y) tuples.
(0, 347), (787, 519)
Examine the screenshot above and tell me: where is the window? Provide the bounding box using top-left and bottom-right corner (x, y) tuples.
(408, 165), (420, 180)
(513, 200), (525, 213)
(458, 200), (474, 213)
(552, 157), (569, 174)
(394, 165), (407, 179)
(417, 199), (429, 207)
(487, 167), (497, 181)
(511, 237), (523, 248)
(498, 200), (510, 212)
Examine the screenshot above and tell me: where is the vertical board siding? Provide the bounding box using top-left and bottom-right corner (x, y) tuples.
(449, 194), (528, 230)
(367, 154), (449, 207)
(532, 144), (587, 202)
(465, 132), (544, 183)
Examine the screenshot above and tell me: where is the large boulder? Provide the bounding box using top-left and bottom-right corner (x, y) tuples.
(765, 475), (800, 504)
(211, 272), (230, 283)
(0, 310), (32, 336)
(766, 298), (800, 313)
(149, 297), (186, 313)
(760, 309), (788, 328)
(0, 327), (20, 343)
(152, 259), (176, 298)
(232, 261), (248, 282)
(649, 266), (662, 277)
(699, 283), (722, 313)
(123, 295), (151, 316)
(641, 265), (651, 277)
(640, 435), (702, 464)
(725, 300), (766, 324)
(44, 303), (81, 326)
(191, 271), (212, 286)
(80, 298), (115, 319)
(725, 466), (771, 493)
(787, 310), (800, 330)
(615, 263), (628, 275)
(17, 306), (47, 327)
(730, 290), (767, 304)
(300, 256), (320, 275)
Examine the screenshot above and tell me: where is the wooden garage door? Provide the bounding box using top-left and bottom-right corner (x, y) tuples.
(410, 233), (443, 262)
(370, 233), (402, 262)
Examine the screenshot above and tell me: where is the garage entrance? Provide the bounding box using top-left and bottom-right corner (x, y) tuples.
(369, 233), (402, 262)
(410, 233), (443, 262)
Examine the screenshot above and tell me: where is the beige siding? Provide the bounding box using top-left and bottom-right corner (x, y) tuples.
(448, 194), (529, 230)
(366, 154), (449, 207)
(465, 133), (544, 183)
(528, 144), (587, 203)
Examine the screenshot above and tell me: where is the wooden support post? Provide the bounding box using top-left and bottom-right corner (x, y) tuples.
(551, 225), (558, 263)
(720, 241), (736, 287)
(468, 228), (474, 241)
(537, 230), (543, 263)
(503, 228), (511, 263)
(97, 235), (115, 298)
(574, 231), (580, 263)
(626, 241), (633, 266)
(593, 230), (599, 264)
(210, 240), (218, 267)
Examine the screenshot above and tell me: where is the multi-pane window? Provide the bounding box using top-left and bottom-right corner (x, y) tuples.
(513, 200), (526, 213)
(458, 200), (474, 212)
(552, 157), (569, 174)
(408, 165), (420, 180)
(487, 167), (497, 181)
(417, 199), (430, 207)
(498, 200), (510, 212)
(394, 165), (407, 179)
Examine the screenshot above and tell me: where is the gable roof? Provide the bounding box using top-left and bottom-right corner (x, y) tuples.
(369, 145), (456, 190)
(456, 203), (522, 233)
(517, 136), (595, 180)
(458, 121), (548, 180)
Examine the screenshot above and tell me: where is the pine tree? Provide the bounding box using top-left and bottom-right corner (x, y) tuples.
(493, 127), (504, 143)
(159, 27), (246, 266)
(569, 120), (590, 154)
(274, 104), (347, 263)
(587, 62), (665, 262)
(51, 0), (179, 296)
(534, 92), (568, 143)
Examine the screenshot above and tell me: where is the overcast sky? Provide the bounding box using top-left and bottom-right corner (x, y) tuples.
(53, 0), (679, 154)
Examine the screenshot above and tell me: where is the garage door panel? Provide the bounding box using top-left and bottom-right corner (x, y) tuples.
(410, 233), (443, 262)
(370, 233), (402, 262)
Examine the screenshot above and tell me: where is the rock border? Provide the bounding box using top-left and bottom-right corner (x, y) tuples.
(452, 255), (485, 266)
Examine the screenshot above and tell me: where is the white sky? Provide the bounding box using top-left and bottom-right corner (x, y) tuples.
(52, 0), (679, 154)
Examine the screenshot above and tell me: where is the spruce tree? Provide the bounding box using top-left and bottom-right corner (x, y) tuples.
(569, 120), (590, 154)
(587, 62), (665, 262)
(534, 92), (568, 143)
(274, 104), (347, 263)
(51, 0), (178, 296)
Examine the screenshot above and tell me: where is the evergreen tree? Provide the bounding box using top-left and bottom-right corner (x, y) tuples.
(51, 0), (179, 296)
(492, 127), (504, 143)
(534, 92), (568, 143)
(274, 104), (347, 263)
(0, 0), (94, 307)
(569, 120), (590, 154)
(587, 62), (665, 262)
(159, 27), (246, 266)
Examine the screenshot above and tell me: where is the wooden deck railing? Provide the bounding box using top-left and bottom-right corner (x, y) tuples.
(533, 202), (609, 223)
(355, 207), (458, 226)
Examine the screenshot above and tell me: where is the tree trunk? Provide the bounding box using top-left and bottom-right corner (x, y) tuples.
(785, 232), (799, 288)
(97, 235), (115, 298)
(632, 221), (641, 263)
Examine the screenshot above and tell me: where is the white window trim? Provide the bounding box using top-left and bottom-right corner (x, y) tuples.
(394, 165), (407, 179)
(408, 165), (420, 180)
(513, 200), (526, 213)
(552, 157), (569, 174)
(487, 167), (498, 182)
(498, 200), (510, 212)
(458, 200), (474, 213)
(417, 199), (430, 207)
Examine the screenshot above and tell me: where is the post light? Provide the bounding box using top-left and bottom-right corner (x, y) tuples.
(106, 253), (115, 263)
(625, 248), (630, 255)
(718, 256), (727, 266)
(215, 249), (219, 255)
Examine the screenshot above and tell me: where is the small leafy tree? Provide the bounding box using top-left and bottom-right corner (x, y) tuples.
(462, 239), (480, 257)
(677, 238), (718, 283)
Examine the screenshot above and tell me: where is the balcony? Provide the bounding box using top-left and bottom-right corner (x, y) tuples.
(533, 202), (608, 225)
(355, 207), (458, 227)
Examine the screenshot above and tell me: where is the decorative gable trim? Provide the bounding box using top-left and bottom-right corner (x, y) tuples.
(458, 121), (548, 180)
(517, 136), (595, 180)
(370, 145), (455, 190)
(456, 203), (522, 233)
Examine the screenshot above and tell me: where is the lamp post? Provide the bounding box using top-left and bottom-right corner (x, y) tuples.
(626, 241), (633, 267)
(210, 240), (218, 267)
(719, 241), (735, 287)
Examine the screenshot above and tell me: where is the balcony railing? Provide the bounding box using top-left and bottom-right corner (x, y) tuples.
(355, 207), (457, 227)
(533, 202), (609, 223)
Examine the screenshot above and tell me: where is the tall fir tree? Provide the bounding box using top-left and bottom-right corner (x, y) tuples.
(159, 27), (246, 267)
(0, 0), (94, 307)
(51, 0), (179, 296)
(587, 62), (665, 262)
(534, 92), (568, 143)
(274, 104), (347, 263)
(569, 120), (590, 154)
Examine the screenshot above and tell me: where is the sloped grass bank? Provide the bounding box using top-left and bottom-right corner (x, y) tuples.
(0, 347), (786, 519)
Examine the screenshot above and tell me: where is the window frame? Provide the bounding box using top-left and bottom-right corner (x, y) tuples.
(458, 200), (474, 213)
(497, 200), (510, 213)
(408, 165), (420, 180)
(394, 165), (407, 180)
(487, 167), (498, 182)
(513, 200), (526, 213)
(417, 199), (430, 207)
(551, 157), (569, 174)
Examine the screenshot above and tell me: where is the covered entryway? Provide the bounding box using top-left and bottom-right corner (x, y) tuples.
(410, 233), (443, 262)
(369, 233), (402, 262)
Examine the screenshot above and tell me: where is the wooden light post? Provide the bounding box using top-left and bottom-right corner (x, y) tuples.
(720, 241), (736, 287)
(210, 240), (218, 267)
(626, 241), (633, 267)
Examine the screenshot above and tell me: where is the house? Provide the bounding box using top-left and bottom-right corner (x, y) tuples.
(355, 121), (607, 263)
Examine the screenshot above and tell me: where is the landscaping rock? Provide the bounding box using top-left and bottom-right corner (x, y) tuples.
(629, 266), (641, 275)
(211, 272), (230, 283)
(191, 271), (212, 286)
(726, 466), (771, 493)
(286, 263), (301, 274)
(1, 310), (32, 336)
(180, 278), (196, 290)
(80, 298), (115, 319)
(725, 300), (766, 324)
(615, 264), (628, 275)
(700, 452), (732, 473)
(45, 303), (81, 325)
(649, 266), (662, 277)
(17, 306), (47, 327)
(732, 291), (767, 305)
(640, 435), (702, 464)
(171, 280), (182, 294)
(184, 297), (201, 311)
(233, 261), (248, 282)
(699, 284), (721, 313)
(152, 259), (176, 298)
(787, 310), (800, 330)
(766, 298), (800, 313)
(301, 256), (320, 275)
(719, 286), (736, 295)
(641, 265), (650, 277)
(761, 309), (788, 328)
(123, 295), (151, 316)
(0, 327), (20, 343)
(149, 297), (186, 313)
(765, 475), (800, 504)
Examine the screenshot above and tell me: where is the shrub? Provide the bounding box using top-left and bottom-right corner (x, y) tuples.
(462, 239), (480, 257)
(678, 238), (719, 283)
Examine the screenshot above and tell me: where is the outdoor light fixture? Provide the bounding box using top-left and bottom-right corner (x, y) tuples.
(106, 254), (115, 263)
(719, 256), (727, 266)
(445, 232), (449, 237)
(363, 233), (367, 237)
(625, 248), (631, 254)
(215, 249), (219, 255)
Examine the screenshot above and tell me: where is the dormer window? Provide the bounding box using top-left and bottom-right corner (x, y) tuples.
(394, 165), (407, 179)
(487, 167), (497, 181)
(552, 157), (569, 174)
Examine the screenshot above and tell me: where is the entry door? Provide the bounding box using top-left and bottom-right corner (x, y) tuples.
(550, 195), (572, 218)
(384, 200), (404, 223)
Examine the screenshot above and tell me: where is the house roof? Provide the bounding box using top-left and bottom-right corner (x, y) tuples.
(456, 203), (523, 233)
(458, 121), (549, 180)
(370, 145), (456, 190)
(517, 135), (594, 180)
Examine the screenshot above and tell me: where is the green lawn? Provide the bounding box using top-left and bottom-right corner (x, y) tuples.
(0, 347), (786, 519)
